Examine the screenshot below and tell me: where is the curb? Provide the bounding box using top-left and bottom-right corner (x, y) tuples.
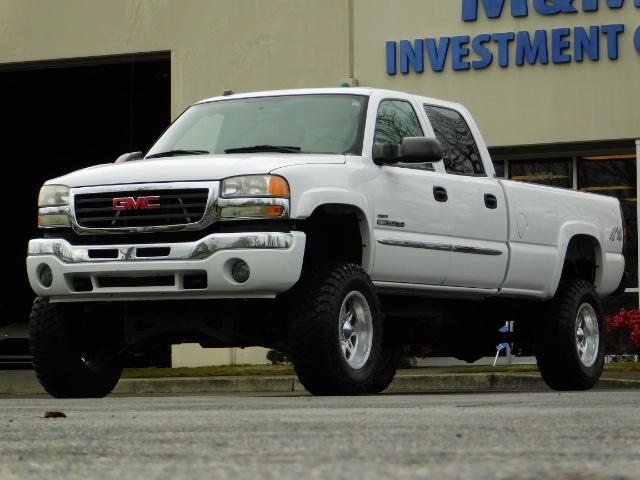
(4, 373), (639, 396)
(109, 373), (640, 395)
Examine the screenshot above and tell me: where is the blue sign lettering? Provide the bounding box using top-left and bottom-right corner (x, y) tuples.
(493, 32), (516, 66)
(400, 39), (424, 73)
(452, 36), (472, 69)
(515, 30), (549, 65)
(425, 38), (451, 72)
(462, 0), (528, 20)
(471, 34), (494, 68)
(533, 0), (577, 15)
(552, 28), (572, 62)
(602, 23), (624, 58)
(463, 0), (632, 20)
(386, 41), (397, 74)
(574, 26), (600, 60)
(386, 1), (637, 74)
(385, 22), (625, 73)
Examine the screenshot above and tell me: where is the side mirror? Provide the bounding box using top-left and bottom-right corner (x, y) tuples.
(115, 151), (144, 163)
(373, 137), (443, 166)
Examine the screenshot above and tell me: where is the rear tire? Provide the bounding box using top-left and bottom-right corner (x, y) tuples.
(288, 262), (382, 395)
(535, 280), (605, 391)
(29, 297), (123, 398)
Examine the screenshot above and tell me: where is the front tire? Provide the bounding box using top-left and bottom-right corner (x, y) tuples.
(29, 297), (123, 398)
(288, 262), (383, 395)
(534, 280), (605, 391)
(365, 344), (401, 394)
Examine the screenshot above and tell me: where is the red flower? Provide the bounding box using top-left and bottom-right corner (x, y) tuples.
(605, 308), (640, 354)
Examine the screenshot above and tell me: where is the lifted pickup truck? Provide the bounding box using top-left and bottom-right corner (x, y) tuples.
(26, 87), (626, 398)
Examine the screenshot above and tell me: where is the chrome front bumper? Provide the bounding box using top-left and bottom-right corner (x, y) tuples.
(26, 231), (306, 301)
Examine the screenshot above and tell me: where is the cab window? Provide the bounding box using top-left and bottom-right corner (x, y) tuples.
(424, 104), (485, 175)
(375, 100), (434, 171)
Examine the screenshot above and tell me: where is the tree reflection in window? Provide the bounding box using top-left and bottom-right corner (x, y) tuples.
(374, 100), (434, 171)
(423, 105), (484, 175)
(374, 100), (423, 144)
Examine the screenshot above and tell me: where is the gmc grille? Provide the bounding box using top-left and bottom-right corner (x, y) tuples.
(74, 188), (210, 228)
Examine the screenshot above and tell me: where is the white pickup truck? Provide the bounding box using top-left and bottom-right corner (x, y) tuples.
(26, 87), (627, 398)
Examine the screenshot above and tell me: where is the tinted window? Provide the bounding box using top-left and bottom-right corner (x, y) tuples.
(374, 100), (433, 170)
(509, 158), (572, 188)
(424, 105), (484, 175)
(578, 156), (637, 289)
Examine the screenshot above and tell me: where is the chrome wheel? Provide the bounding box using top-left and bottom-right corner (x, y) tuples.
(535, 279), (605, 391)
(339, 291), (373, 369)
(576, 302), (599, 368)
(288, 262), (382, 395)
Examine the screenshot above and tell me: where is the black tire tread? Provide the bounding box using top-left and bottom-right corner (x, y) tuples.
(535, 279), (605, 391)
(288, 262), (382, 396)
(366, 344), (401, 394)
(29, 297), (122, 398)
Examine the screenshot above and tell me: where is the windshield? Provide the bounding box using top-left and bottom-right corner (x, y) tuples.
(146, 94), (368, 157)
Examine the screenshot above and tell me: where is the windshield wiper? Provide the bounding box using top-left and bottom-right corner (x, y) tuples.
(146, 149), (209, 159)
(224, 145), (302, 154)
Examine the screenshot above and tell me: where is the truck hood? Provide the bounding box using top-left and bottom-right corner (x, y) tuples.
(46, 153), (347, 188)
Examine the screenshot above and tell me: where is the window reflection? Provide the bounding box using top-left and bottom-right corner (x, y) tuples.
(508, 158), (572, 188)
(374, 99), (434, 171)
(493, 160), (505, 178)
(374, 100), (423, 144)
(423, 105), (484, 175)
(578, 156), (637, 289)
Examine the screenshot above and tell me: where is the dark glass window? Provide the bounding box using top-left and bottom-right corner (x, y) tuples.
(602, 292), (638, 318)
(374, 99), (433, 170)
(508, 158), (572, 188)
(493, 160), (505, 178)
(578, 156), (637, 289)
(374, 99), (423, 143)
(423, 104), (484, 175)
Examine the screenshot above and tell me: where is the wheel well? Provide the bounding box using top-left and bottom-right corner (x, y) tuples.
(298, 204), (363, 268)
(561, 235), (597, 284)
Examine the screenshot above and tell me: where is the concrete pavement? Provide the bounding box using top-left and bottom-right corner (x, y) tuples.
(2, 366), (640, 395)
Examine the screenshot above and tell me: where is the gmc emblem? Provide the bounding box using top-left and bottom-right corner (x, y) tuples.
(113, 196), (161, 210)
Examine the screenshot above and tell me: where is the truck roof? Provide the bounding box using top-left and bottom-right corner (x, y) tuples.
(197, 87), (378, 104)
(194, 87), (463, 109)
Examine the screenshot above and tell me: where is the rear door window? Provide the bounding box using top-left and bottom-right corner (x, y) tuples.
(423, 105), (485, 176)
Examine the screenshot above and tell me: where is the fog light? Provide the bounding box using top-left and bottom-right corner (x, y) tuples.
(231, 261), (250, 283)
(39, 265), (53, 288)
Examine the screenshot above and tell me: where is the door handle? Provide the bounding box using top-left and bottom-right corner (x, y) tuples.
(484, 193), (497, 209)
(433, 186), (448, 202)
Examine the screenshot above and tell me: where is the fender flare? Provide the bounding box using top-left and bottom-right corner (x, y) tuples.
(293, 188), (374, 271)
(547, 221), (604, 299)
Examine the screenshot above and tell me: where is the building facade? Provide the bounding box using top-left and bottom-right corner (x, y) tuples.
(2, 0), (638, 365)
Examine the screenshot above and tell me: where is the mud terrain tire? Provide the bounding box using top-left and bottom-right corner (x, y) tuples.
(535, 280), (605, 391)
(29, 297), (123, 398)
(288, 262), (383, 395)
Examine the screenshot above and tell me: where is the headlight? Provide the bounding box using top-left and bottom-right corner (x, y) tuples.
(37, 185), (71, 227)
(221, 175), (289, 197)
(38, 185), (70, 206)
(219, 175), (289, 219)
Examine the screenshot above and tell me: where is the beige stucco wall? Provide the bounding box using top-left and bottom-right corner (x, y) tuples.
(353, 0), (640, 147)
(2, 1), (637, 146)
(0, 0), (352, 118)
(172, 344), (271, 367)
